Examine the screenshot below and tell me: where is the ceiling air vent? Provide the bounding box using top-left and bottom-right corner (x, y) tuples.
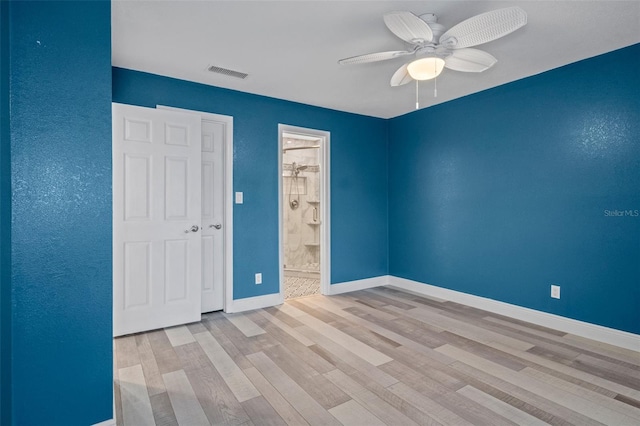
(207, 65), (248, 80)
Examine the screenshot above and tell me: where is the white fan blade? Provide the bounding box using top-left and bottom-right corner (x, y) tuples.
(338, 50), (413, 65)
(384, 11), (433, 44)
(439, 7), (527, 49)
(444, 48), (497, 72)
(390, 63), (413, 86)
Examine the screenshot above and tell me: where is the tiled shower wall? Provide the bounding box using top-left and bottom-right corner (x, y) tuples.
(283, 140), (320, 272)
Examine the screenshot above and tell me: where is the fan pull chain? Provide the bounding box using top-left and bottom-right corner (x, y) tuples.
(415, 80), (419, 110)
(434, 76), (438, 98)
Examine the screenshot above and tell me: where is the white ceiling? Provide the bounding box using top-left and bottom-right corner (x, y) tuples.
(112, 1), (640, 119)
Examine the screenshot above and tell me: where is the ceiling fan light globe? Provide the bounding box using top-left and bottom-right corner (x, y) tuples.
(407, 57), (445, 80)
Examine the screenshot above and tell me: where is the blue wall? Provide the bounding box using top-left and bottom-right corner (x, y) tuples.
(9, 1), (113, 424)
(389, 44), (640, 334)
(2, 3), (637, 423)
(112, 68), (389, 299)
(1, 1), (12, 423)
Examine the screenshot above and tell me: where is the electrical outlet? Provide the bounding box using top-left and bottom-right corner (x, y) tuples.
(255, 273), (262, 285)
(551, 285), (560, 299)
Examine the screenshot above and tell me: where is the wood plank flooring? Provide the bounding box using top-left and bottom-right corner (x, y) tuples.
(114, 287), (640, 426)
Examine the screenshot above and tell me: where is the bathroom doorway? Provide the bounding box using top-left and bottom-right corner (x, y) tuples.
(278, 125), (330, 300)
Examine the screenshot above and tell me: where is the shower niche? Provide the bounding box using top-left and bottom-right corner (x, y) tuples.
(282, 134), (321, 299)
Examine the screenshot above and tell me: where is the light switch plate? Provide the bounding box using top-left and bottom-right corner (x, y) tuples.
(255, 273), (262, 285)
(235, 192), (243, 204)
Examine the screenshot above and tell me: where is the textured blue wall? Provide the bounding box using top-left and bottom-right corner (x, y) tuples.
(10, 2), (113, 424)
(1, 1), (12, 423)
(113, 68), (389, 299)
(389, 44), (640, 334)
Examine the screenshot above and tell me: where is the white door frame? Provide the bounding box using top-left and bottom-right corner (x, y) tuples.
(278, 124), (331, 297)
(157, 105), (233, 312)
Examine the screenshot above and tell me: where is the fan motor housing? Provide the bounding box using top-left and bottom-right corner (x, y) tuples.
(418, 13), (446, 40)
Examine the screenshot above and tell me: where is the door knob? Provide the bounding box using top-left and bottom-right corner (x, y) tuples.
(210, 224), (222, 230)
(185, 225), (199, 233)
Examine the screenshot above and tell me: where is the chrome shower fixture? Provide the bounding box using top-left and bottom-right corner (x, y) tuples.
(293, 162), (308, 176)
(289, 162), (307, 210)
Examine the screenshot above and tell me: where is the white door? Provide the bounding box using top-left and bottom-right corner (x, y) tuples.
(113, 103), (202, 336)
(200, 119), (225, 312)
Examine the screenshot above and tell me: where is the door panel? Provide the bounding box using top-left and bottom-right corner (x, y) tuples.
(202, 236), (214, 292)
(202, 161), (214, 217)
(165, 156), (189, 220)
(124, 154), (151, 220)
(164, 239), (189, 302)
(113, 103), (202, 336)
(123, 242), (151, 308)
(201, 120), (225, 312)
(156, 106), (229, 314)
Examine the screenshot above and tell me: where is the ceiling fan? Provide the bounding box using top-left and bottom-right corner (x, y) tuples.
(339, 7), (528, 87)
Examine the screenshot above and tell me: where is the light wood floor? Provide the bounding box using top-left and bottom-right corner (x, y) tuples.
(114, 287), (640, 426)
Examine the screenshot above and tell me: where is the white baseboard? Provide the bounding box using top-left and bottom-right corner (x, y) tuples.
(328, 275), (389, 295)
(226, 292), (284, 313)
(93, 419), (115, 426)
(388, 276), (640, 352)
(221, 275), (638, 351)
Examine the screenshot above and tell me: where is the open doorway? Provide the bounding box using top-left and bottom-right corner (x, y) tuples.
(278, 125), (330, 300)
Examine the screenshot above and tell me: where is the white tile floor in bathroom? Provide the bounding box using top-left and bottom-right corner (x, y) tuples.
(284, 276), (320, 299)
